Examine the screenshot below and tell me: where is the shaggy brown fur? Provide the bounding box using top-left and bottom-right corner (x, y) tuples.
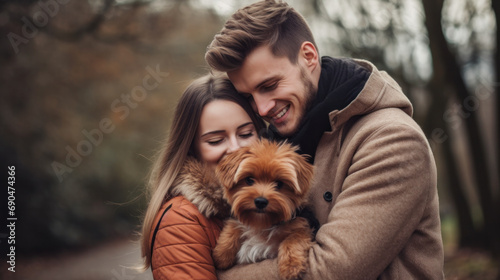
(214, 139), (315, 280)
(170, 157), (230, 218)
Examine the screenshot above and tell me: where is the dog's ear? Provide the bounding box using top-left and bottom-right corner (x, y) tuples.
(291, 153), (315, 195)
(216, 147), (251, 190)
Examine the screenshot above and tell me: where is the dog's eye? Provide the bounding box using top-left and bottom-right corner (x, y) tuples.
(275, 181), (284, 190)
(245, 177), (255, 186)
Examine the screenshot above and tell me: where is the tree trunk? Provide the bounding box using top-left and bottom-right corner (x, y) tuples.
(424, 78), (480, 247)
(421, 0), (497, 254)
(441, 130), (482, 247)
(490, 0), (500, 263)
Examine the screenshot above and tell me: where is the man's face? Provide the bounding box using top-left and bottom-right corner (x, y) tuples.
(227, 45), (318, 137)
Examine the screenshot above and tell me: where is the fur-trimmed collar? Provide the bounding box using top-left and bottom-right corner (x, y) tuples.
(170, 157), (230, 218)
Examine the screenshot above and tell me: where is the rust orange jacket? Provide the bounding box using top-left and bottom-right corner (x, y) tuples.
(149, 158), (230, 280)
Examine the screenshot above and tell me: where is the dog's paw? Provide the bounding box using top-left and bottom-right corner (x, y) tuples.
(213, 244), (235, 270)
(213, 219), (244, 270)
(278, 223), (313, 280)
(278, 254), (307, 280)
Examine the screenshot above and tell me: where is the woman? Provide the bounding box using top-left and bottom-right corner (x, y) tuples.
(140, 73), (265, 279)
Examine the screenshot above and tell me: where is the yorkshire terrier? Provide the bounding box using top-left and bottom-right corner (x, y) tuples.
(214, 139), (315, 280)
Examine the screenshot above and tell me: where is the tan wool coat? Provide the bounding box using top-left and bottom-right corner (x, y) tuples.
(218, 60), (444, 280)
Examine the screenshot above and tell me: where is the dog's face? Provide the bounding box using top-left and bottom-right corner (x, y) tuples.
(216, 139), (314, 230)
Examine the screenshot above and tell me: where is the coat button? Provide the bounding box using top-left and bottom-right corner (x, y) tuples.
(323, 191), (333, 202)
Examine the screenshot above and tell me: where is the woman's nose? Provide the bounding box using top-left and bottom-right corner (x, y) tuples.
(226, 137), (241, 154)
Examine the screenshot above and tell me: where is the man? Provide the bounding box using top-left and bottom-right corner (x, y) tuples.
(205, 1), (444, 279)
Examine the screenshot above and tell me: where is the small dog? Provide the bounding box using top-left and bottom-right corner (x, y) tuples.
(214, 139), (315, 280)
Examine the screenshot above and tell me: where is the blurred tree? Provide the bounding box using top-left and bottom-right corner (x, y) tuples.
(492, 0), (500, 225)
(0, 0), (223, 254)
(421, 0), (499, 257)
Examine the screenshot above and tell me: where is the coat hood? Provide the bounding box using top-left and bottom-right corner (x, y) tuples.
(170, 157), (230, 218)
(329, 59), (413, 130)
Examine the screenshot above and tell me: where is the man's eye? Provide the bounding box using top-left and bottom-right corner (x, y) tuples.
(261, 83), (278, 92)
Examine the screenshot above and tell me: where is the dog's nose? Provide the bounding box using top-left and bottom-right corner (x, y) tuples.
(254, 197), (268, 209)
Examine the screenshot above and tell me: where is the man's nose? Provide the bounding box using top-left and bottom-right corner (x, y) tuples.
(252, 94), (275, 117)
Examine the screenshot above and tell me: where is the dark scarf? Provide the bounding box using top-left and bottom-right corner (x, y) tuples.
(267, 57), (370, 163)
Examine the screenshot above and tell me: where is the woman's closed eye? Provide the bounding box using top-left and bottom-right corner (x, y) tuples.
(239, 130), (255, 139)
(207, 138), (224, 146)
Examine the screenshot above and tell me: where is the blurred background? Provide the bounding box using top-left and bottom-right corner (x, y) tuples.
(0, 0), (498, 279)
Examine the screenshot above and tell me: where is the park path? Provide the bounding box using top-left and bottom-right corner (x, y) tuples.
(1, 238), (154, 280)
(2, 238), (499, 279)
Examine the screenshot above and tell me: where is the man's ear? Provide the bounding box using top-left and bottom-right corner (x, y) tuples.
(299, 41), (319, 71)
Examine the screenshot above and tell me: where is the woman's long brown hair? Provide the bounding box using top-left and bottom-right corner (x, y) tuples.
(139, 73), (265, 270)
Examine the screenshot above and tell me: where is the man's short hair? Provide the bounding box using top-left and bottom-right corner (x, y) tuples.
(205, 0), (317, 72)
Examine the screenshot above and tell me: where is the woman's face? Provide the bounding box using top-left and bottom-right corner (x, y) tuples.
(194, 99), (258, 168)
